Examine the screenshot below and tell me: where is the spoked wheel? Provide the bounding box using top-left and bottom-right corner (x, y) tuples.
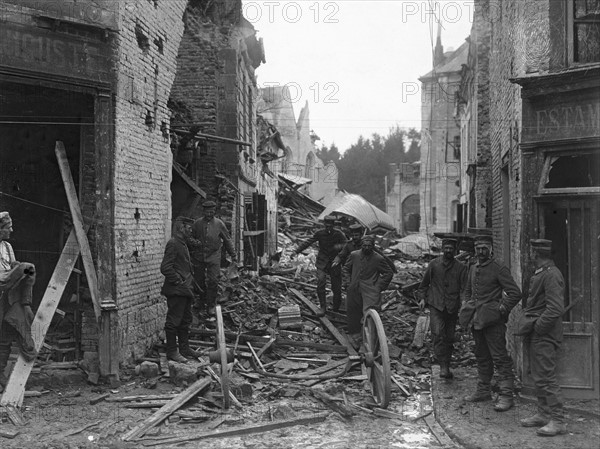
(362, 308), (391, 408)
(215, 305), (231, 409)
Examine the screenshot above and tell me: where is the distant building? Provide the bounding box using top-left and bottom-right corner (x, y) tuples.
(386, 162), (421, 235)
(257, 86), (338, 206)
(418, 27), (468, 234)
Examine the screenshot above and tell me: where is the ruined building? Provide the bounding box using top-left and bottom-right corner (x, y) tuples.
(168, 0), (278, 270)
(418, 26), (468, 234)
(456, 2), (493, 234)
(462, 0), (600, 400)
(0, 0), (188, 375)
(386, 162), (421, 235)
(258, 85), (339, 206)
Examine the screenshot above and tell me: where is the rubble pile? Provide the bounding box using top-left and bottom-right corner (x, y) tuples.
(103, 200), (477, 444)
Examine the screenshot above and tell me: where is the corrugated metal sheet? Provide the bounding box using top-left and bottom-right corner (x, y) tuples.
(318, 193), (395, 231)
(278, 173), (313, 186)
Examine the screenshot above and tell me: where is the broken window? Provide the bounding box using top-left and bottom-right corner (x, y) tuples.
(540, 151), (600, 193)
(571, 0), (600, 64)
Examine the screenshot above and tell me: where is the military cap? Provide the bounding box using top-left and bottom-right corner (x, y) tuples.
(202, 200), (217, 208)
(474, 235), (493, 245)
(361, 235), (375, 244)
(442, 238), (458, 247)
(531, 239), (552, 251)
(174, 216), (194, 225)
(323, 215), (336, 223)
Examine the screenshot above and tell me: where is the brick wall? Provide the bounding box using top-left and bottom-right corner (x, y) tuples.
(486, 0), (544, 368)
(82, 0), (187, 363)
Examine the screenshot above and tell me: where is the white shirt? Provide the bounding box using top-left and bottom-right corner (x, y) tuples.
(0, 240), (15, 271)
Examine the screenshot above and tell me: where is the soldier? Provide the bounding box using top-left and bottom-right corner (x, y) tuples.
(459, 234), (522, 412)
(418, 238), (467, 379)
(518, 239), (567, 436)
(343, 236), (393, 349)
(293, 215), (346, 316)
(160, 216), (201, 362)
(333, 224), (397, 274)
(190, 200), (236, 316)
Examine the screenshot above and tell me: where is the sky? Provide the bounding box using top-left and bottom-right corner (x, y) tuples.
(246, 0), (474, 151)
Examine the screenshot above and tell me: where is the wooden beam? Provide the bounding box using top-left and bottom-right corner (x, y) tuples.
(0, 230), (81, 407)
(288, 288), (356, 356)
(55, 141), (102, 320)
(122, 377), (212, 441)
(172, 162), (207, 198)
(140, 412), (329, 446)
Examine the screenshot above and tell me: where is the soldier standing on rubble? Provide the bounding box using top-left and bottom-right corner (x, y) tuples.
(0, 212), (37, 393)
(332, 223), (397, 275)
(518, 239), (567, 437)
(459, 234), (522, 412)
(189, 200), (236, 316)
(293, 215), (346, 316)
(417, 238), (467, 379)
(160, 216), (202, 363)
(343, 235), (393, 349)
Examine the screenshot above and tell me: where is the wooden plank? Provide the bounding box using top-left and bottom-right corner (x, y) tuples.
(0, 428), (20, 439)
(4, 405), (25, 426)
(0, 230), (81, 408)
(106, 394), (178, 403)
(140, 412), (329, 446)
(55, 141), (101, 320)
(412, 314), (430, 348)
(121, 377), (212, 441)
(289, 288), (356, 356)
(172, 162), (207, 198)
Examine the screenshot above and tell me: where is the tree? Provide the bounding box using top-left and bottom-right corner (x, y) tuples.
(336, 127), (421, 210)
(316, 143), (340, 165)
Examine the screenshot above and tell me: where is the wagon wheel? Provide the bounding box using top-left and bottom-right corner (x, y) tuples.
(215, 305), (231, 409)
(362, 309), (391, 408)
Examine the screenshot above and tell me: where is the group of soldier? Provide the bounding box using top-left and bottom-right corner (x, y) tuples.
(290, 216), (568, 438)
(0, 206), (567, 438)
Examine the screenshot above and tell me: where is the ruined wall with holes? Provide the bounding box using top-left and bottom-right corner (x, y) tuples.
(78, 0), (188, 363)
(169, 0), (266, 262)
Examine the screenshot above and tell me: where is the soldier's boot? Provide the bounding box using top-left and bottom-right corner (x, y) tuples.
(521, 397), (551, 427)
(316, 294), (327, 317)
(536, 420), (567, 436)
(494, 379), (515, 412)
(439, 361), (453, 379)
(332, 297), (342, 313)
(166, 330), (188, 363)
(464, 379), (492, 402)
(0, 344), (11, 393)
(178, 329), (202, 359)
(521, 413), (550, 427)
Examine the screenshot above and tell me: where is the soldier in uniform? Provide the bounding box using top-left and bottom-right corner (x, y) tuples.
(519, 239), (567, 436)
(343, 235), (393, 349)
(333, 224), (397, 274)
(418, 238), (467, 379)
(459, 234), (522, 412)
(293, 215), (346, 316)
(190, 200), (236, 316)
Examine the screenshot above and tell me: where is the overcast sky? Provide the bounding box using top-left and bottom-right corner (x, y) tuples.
(246, 0), (474, 151)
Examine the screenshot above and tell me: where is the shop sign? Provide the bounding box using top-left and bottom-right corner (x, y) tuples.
(0, 23), (112, 83)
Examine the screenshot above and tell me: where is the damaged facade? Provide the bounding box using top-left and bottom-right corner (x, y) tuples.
(386, 162), (421, 235)
(460, 0), (600, 400)
(258, 85), (339, 205)
(0, 0), (188, 372)
(168, 0), (277, 270)
(418, 30), (468, 234)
